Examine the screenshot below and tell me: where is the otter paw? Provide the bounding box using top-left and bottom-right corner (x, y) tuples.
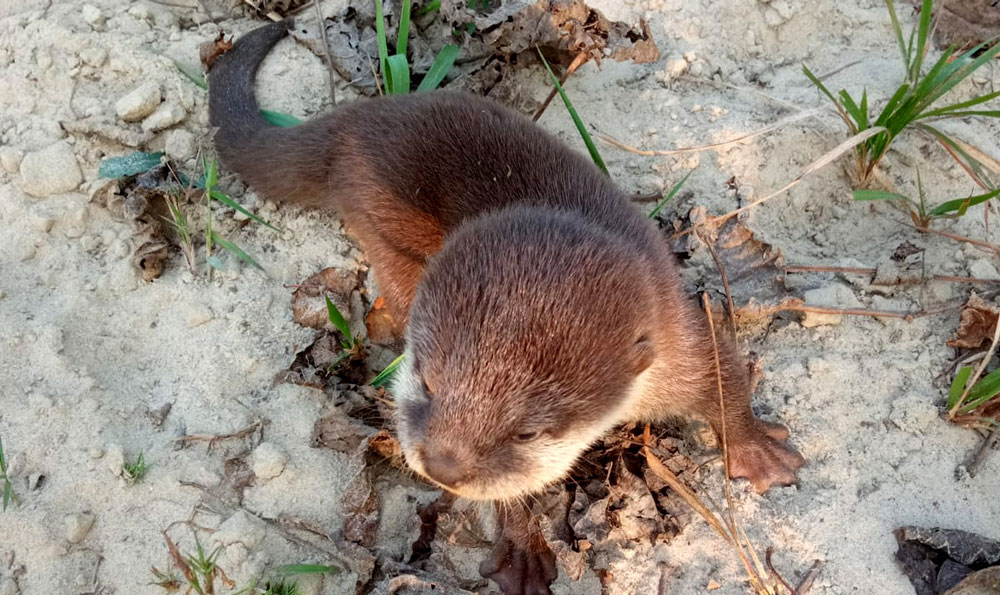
(479, 534), (558, 595)
(727, 428), (805, 494)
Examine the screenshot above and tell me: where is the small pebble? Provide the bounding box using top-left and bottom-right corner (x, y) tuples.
(141, 101), (186, 132)
(0, 147), (23, 174)
(116, 82), (162, 122)
(19, 142), (83, 197)
(251, 442), (288, 480)
(105, 444), (124, 476)
(164, 129), (196, 161)
(65, 513), (95, 543)
(81, 4), (105, 27)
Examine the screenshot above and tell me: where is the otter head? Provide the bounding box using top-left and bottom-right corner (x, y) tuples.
(393, 206), (657, 501)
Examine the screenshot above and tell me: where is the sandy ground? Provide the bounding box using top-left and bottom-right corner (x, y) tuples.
(1, 0), (999, 593)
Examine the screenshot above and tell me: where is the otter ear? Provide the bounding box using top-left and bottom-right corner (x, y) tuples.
(631, 334), (655, 375)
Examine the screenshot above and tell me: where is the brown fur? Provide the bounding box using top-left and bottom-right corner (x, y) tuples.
(208, 20), (804, 500)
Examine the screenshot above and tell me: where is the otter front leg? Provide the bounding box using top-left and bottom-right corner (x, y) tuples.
(479, 501), (558, 595)
(699, 338), (805, 493)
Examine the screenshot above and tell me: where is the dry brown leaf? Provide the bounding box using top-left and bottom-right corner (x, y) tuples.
(933, 0), (1000, 50)
(707, 579), (722, 591)
(291, 267), (359, 330)
(311, 409), (373, 453)
(200, 32), (233, 69)
(342, 468), (379, 547)
(244, 0), (310, 19)
(677, 207), (802, 332)
(948, 292), (1000, 349)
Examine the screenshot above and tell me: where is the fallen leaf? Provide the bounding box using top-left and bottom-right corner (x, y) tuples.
(291, 267), (360, 331)
(200, 32), (233, 69)
(342, 468), (379, 547)
(244, 0), (310, 20)
(948, 293), (1000, 349)
(677, 207), (803, 332)
(707, 579), (721, 590)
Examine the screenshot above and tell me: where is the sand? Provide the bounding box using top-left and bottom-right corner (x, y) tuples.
(0, 0), (998, 593)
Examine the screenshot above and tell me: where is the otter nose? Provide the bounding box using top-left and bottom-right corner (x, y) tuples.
(422, 451), (468, 488)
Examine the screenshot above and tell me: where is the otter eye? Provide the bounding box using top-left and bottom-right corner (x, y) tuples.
(421, 379), (434, 401)
(515, 431), (540, 443)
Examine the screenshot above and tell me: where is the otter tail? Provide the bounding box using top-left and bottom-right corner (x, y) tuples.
(208, 20), (334, 205)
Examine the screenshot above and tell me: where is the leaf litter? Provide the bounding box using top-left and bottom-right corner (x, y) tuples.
(291, 0), (658, 113)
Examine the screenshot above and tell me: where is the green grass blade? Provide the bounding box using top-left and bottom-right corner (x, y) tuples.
(371, 353), (405, 388)
(911, 0), (933, 80)
(648, 170), (692, 218)
(209, 189), (278, 231)
(385, 54), (411, 94)
(537, 50), (608, 175)
(929, 187), (1000, 216)
(204, 156), (218, 190)
(964, 368), (1000, 408)
(802, 64), (839, 106)
(174, 59), (208, 89)
(416, 0), (440, 16)
(874, 83), (911, 127)
(2, 481), (9, 512)
(324, 296), (353, 344)
(885, 0), (910, 76)
(853, 189), (910, 201)
(839, 90), (865, 130)
(917, 89), (1000, 119)
(277, 564), (339, 575)
(374, 0), (390, 77)
(260, 109), (303, 127)
(98, 151), (164, 179)
(949, 366), (974, 409)
(210, 231), (264, 271)
(919, 124), (998, 189)
(417, 44), (459, 91)
(396, 0), (412, 56)
(0, 434), (5, 471)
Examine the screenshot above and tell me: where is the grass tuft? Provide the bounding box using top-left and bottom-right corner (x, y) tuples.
(123, 452), (149, 485)
(374, 0), (458, 94)
(0, 433), (16, 512)
(803, 0), (1000, 187)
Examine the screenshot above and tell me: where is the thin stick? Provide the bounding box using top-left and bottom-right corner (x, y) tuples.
(914, 224), (1000, 255)
(697, 230), (737, 329)
(600, 108), (823, 156)
(785, 265), (999, 285)
(794, 561), (822, 594)
(785, 265), (876, 275)
(703, 294), (772, 593)
(766, 547), (796, 594)
(813, 59), (864, 81)
(675, 74), (807, 113)
(533, 52), (587, 122)
(782, 304), (911, 320)
(967, 429), (997, 478)
(313, 0), (338, 105)
(950, 315), (1000, 418)
(710, 127), (888, 226)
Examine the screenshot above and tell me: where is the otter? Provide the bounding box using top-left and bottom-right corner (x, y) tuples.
(208, 20), (804, 593)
